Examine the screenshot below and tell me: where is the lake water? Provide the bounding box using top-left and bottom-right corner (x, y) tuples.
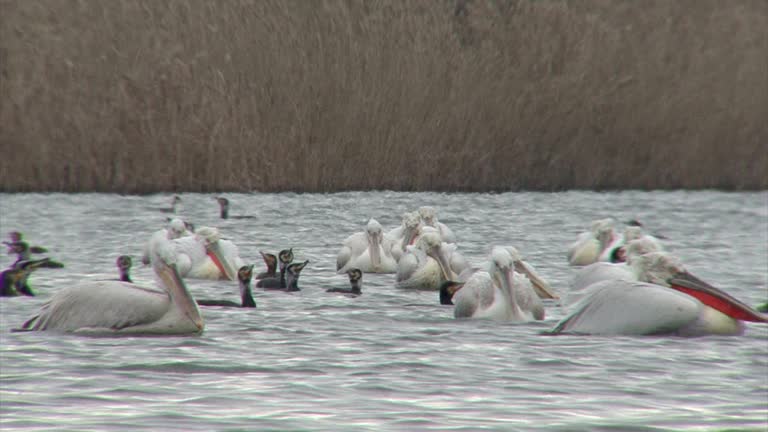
(1, 191), (766, 431)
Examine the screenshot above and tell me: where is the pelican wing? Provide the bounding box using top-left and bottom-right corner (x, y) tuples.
(336, 245), (353, 272)
(550, 280), (701, 336)
(512, 272), (546, 320)
(395, 246), (425, 282)
(566, 262), (634, 307)
(24, 282), (171, 332)
(452, 271), (496, 318)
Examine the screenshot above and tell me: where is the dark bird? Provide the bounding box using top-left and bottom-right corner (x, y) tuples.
(438, 280), (465, 305)
(260, 260), (309, 292)
(116, 255), (133, 283)
(197, 265), (257, 308)
(1, 258), (62, 296)
(256, 248), (294, 289)
(156, 195), (182, 214)
(327, 268), (363, 296)
(256, 251), (278, 280)
(216, 197), (256, 220)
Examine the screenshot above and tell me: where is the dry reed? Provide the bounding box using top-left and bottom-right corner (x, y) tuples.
(1, 0), (766, 192)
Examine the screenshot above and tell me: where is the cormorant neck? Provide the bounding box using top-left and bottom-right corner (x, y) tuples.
(120, 271), (132, 283)
(349, 280), (362, 294)
(240, 282), (256, 308)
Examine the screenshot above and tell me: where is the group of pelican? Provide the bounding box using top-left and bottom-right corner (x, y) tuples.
(554, 218), (767, 336)
(336, 206), (558, 322)
(6, 197), (767, 338)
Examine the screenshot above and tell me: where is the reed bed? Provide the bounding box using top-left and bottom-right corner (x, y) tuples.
(1, 0), (766, 192)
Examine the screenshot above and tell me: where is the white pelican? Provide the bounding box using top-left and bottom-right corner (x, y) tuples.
(395, 231), (458, 290)
(17, 236), (204, 335)
(336, 219), (397, 274)
(327, 268), (363, 296)
(385, 212), (422, 262)
(550, 252), (768, 336)
(567, 218), (617, 266)
(566, 237), (663, 306)
(598, 225), (664, 263)
(440, 247), (550, 321)
(168, 227), (244, 281)
(141, 218), (194, 265)
(418, 206), (456, 243)
(197, 265), (256, 308)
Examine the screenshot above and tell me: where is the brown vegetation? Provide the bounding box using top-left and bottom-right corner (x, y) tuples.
(1, 0), (766, 192)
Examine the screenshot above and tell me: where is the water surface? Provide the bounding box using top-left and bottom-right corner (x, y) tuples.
(1, 191), (766, 431)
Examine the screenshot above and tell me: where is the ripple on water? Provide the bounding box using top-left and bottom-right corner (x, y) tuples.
(1, 191), (767, 431)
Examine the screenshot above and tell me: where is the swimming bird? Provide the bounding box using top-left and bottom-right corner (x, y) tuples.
(196, 265), (257, 308)
(0, 259), (58, 297)
(417, 206), (456, 243)
(567, 218), (616, 266)
(162, 227), (244, 281)
(598, 225), (664, 263)
(141, 218), (194, 265)
(549, 252), (768, 336)
(336, 219), (397, 274)
(566, 237), (663, 306)
(255, 251), (278, 279)
(116, 255), (133, 283)
(442, 246), (548, 322)
(261, 261), (309, 292)
(162, 195), (182, 213)
(327, 268), (363, 296)
(395, 231), (458, 290)
(4, 231), (49, 257)
(216, 197), (255, 220)
(16, 236), (204, 335)
(256, 249), (294, 288)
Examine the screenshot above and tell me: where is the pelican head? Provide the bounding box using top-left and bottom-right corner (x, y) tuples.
(401, 212), (422, 248)
(195, 227), (237, 281)
(418, 206), (438, 227)
(150, 238), (204, 331)
(278, 248), (294, 271)
(167, 218), (188, 239)
(632, 252), (767, 323)
(596, 225), (616, 249)
(623, 238), (662, 264)
(365, 219), (385, 269)
(418, 231), (456, 281)
(502, 246), (559, 299)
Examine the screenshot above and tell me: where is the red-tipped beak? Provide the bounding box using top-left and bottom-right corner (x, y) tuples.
(669, 272), (768, 323)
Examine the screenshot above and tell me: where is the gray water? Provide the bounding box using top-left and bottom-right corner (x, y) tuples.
(1, 191), (766, 431)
